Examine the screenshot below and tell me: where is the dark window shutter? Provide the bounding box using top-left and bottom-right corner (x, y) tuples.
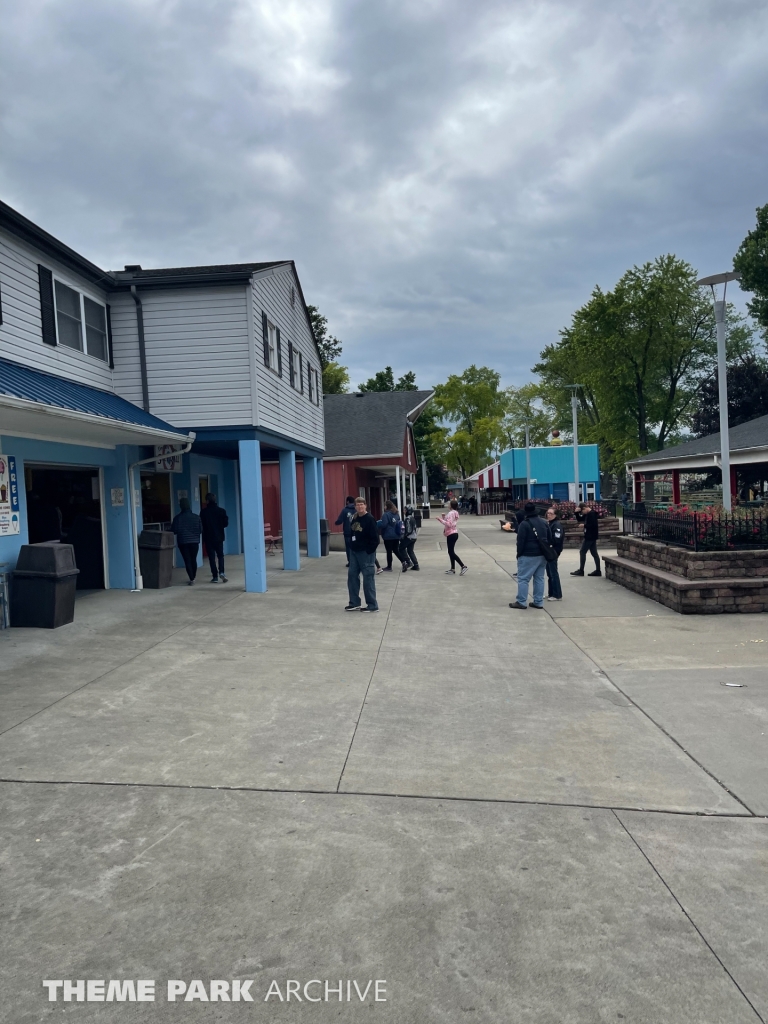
(106, 303), (114, 368)
(299, 352), (304, 393)
(262, 311), (269, 366)
(276, 326), (282, 377)
(38, 265), (57, 346)
(288, 340), (294, 387)
(0, 281), (3, 325)
(308, 364), (313, 402)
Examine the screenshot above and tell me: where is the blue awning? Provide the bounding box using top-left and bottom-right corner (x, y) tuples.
(0, 356), (190, 447)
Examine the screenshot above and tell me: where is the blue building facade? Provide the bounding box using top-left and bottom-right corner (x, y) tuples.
(499, 444), (601, 501)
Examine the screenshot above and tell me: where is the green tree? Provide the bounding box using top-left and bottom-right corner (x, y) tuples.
(734, 203), (768, 333)
(431, 366), (508, 478)
(359, 366), (418, 392)
(502, 382), (555, 449)
(534, 256), (717, 474)
(306, 304), (349, 394)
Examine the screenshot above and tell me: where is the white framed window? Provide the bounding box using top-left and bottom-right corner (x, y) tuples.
(267, 321), (278, 371)
(308, 364), (314, 403)
(291, 345), (301, 390)
(313, 367), (321, 404)
(53, 278), (109, 361)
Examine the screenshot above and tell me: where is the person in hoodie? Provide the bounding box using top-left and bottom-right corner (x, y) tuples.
(544, 505), (564, 601)
(172, 497), (202, 585)
(346, 496), (380, 611)
(201, 492), (229, 583)
(378, 500), (406, 571)
(335, 495), (357, 566)
(571, 501), (601, 577)
(401, 506), (420, 571)
(509, 501), (551, 610)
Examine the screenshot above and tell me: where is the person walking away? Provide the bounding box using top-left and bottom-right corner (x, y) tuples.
(544, 506), (564, 601)
(172, 497), (202, 585)
(335, 495), (357, 567)
(437, 499), (468, 575)
(346, 497), (379, 611)
(402, 506), (420, 571)
(571, 501), (601, 576)
(200, 492), (229, 583)
(379, 500), (406, 571)
(509, 502), (551, 609)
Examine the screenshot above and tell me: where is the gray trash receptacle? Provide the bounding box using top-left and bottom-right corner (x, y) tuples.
(11, 542), (79, 628)
(319, 518), (330, 556)
(138, 530), (175, 588)
(420, 504), (430, 519)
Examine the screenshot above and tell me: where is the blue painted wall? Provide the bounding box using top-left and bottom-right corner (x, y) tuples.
(499, 444), (600, 485)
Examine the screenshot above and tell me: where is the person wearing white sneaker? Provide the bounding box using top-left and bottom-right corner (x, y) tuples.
(437, 500), (467, 576)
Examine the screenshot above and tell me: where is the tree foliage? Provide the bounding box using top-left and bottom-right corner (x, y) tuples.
(534, 255), (718, 474)
(306, 304), (349, 394)
(358, 366), (418, 392)
(431, 365), (508, 478)
(734, 203), (768, 332)
(692, 354), (768, 437)
(502, 383), (555, 449)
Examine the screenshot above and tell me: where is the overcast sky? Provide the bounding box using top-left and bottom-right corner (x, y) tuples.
(1, 0), (766, 390)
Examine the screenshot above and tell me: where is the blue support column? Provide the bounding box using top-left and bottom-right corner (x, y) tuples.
(303, 456), (321, 558)
(238, 439), (267, 593)
(279, 449), (301, 571)
(318, 458), (326, 519)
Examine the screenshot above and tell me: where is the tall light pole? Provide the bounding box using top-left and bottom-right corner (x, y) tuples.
(567, 385), (582, 502)
(696, 272), (740, 511)
(524, 421), (531, 499)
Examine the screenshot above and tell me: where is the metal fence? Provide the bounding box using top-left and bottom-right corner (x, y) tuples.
(623, 508), (768, 551)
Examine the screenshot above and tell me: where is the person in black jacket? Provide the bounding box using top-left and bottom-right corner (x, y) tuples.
(509, 502), (552, 610)
(335, 496), (357, 566)
(201, 493), (229, 583)
(571, 501), (601, 576)
(544, 506), (564, 600)
(172, 497), (202, 585)
(346, 497), (379, 611)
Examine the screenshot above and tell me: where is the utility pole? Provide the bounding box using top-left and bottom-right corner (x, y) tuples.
(568, 385), (582, 502)
(524, 421), (532, 499)
(697, 272), (740, 511)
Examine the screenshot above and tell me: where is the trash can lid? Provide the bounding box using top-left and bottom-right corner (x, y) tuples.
(15, 542), (79, 577)
(138, 530), (176, 549)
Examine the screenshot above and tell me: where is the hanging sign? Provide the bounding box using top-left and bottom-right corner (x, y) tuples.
(0, 455), (20, 535)
(155, 444), (184, 473)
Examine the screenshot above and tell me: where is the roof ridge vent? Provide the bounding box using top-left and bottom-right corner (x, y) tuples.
(124, 264), (142, 271)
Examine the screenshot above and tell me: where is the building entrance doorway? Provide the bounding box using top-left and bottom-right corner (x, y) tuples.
(25, 465), (105, 589)
(141, 472), (171, 529)
(197, 476), (209, 512)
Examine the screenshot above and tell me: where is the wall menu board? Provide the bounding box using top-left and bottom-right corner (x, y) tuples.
(0, 456), (21, 535)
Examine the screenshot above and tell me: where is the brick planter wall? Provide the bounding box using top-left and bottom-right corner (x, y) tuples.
(605, 535), (768, 613)
(616, 536), (768, 579)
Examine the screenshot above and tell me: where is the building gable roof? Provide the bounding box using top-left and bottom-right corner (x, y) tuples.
(323, 390), (433, 459)
(630, 414), (768, 467)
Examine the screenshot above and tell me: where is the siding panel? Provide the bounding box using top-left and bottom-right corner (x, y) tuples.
(251, 266), (324, 450)
(0, 229), (114, 391)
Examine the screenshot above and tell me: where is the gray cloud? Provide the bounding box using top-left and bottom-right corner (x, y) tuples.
(1, 0), (767, 389)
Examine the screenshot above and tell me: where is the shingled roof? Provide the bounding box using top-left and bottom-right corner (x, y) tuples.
(323, 390), (433, 459)
(630, 413), (768, 466)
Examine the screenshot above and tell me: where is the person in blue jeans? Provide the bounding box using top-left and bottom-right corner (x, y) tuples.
(509, 502), (551, 610)
(346, 497), (380, 611)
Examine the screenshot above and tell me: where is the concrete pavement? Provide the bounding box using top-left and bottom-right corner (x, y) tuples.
(1, 515), (767, 1022)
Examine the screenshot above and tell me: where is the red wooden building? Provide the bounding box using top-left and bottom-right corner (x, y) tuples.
(322, 390), (433, 537)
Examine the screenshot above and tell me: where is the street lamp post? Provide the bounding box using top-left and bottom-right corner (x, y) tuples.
(524, 421), (531, 499)
(567, 386), (582, 502)
(696, 272), (740, 511)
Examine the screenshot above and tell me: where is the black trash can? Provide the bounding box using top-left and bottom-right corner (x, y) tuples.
(138, 530), (175, 588)
(11, 542), (79, 629)
(420, 504), (431, 520)
(414, 509), (423, 528)
(319, 518), (330, 556)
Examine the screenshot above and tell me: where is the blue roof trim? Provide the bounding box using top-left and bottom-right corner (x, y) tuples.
(0, 357), (186, 435)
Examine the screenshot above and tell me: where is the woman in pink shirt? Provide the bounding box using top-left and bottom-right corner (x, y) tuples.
(437, 499), (468, 575)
